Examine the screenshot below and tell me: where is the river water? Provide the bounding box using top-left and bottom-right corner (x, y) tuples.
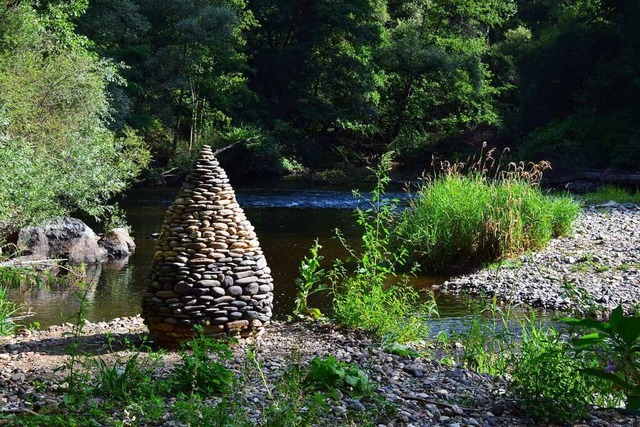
(9, 180), (469, 328)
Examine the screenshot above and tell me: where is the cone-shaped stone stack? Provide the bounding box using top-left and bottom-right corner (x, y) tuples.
(142, 146), (273, 346)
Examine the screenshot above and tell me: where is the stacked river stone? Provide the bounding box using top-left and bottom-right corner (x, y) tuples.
(142, 146), (273, 346)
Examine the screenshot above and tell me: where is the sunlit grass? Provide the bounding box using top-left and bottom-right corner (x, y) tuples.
(580, 185), (640, 205)
(394, 151), (580, 270)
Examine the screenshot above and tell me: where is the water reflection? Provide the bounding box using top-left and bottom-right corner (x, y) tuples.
(9, 184), (448, 328)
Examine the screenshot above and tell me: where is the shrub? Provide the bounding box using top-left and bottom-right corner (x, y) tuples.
(330, 153), (437, 343)
(395, 148), (580, 270)
(0, 3), (150, 235)
(509, 324), (603, 424)
(168, 327), (235, 396)
(562, 306), (640, 410)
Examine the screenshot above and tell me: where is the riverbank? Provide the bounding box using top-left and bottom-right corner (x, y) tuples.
(1, 203), (639, 426)
(1, 316), (638, 426)
(441, 202), (640, 314)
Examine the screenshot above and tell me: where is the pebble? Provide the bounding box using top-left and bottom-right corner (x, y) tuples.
(441, 203), (640, 313)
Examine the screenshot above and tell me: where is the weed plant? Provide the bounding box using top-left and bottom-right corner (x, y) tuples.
(452, 298), (519, 376)
(0, 286), (17, 335)
(168, 325), (234, 396)
(509, 323), (605, 424)
(395, 147), (580, 270)
(293, 239), (327, 320)
(562, 306), (640, 410)
(440, 297), (622, 424)
(330, 153), (437, 343)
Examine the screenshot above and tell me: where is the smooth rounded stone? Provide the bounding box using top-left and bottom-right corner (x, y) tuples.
(222, 276), (234, 287)
(231, 301), (247, 308)
(245, 310), (259, 320)
(210, 310), (228, 317)
(211, 317), (229, 324)
(227, 286), (243, 297)
(236, 277), (258, 286)
(258, 285), (272, 293)
(257, 257), (268, 270)
(234, 270), (256, 279)
(156, 291), (178, 298)
(227, 320), (249, 330)
(244, 283), (260, 295)
(211, 287), (225, 297)
(197, 280), (220, 288)
(214, 296), (234, 304)
(174, 282), (192, 294)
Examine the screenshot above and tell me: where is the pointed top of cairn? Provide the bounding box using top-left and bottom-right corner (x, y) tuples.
(142, 145), (273, 346)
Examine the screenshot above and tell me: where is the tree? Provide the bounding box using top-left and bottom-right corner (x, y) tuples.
(512, 0), (640, 170)
(248, 0), (387, 155)
(378, 0), (515, 160)
(130, 0), (257, 162)
(0, 1), (150, 234)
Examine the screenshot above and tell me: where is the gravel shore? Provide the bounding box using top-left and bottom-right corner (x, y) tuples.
(1, 203), (639, 426)
(441, 203), (640, 314)
(0, 316), (638, 426)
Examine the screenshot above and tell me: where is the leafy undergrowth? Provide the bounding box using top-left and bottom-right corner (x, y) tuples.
(1, 328), (394, 427)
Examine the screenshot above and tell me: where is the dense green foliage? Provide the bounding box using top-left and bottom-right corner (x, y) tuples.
(0, 0), (637, 237)
(562, 306), (640, 410)
(513, 0), (640, 169)
(0, 2), (150, 234)
(12, 0), (629, 178)
(395, 156), (580, 270)
(435, 299), (623, 424)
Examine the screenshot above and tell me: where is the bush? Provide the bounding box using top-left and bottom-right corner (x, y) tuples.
(395, 150), (580, 270)
(0, 3), (150, 234)
(330, 153), (436, 343)
(509, 325), (602, 424)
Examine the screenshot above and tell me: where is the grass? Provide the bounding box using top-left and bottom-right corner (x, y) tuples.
(436, 298), (623, 424)
(395, 151), (580, 270)
(0, 286), (18, 335)
(581, 185), (640, 205)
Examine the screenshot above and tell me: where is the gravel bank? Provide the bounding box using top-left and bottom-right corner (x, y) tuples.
(441, 203), (640, 313)
(0, 316), (638, 426)
(1, 203), (639, 426)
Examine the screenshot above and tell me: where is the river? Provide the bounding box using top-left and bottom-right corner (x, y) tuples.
(9, 179), (469, 328)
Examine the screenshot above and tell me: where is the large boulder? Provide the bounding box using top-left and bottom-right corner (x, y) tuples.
(98, 228), (136, 259)
(18, 217), (105, 264)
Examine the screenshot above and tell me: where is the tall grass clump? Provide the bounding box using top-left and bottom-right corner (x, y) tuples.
(331, 154), (437, 344)
(395, 147), (580, 270)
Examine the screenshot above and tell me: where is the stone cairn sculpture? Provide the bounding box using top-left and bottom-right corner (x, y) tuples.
(142, 145), (273, 346)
